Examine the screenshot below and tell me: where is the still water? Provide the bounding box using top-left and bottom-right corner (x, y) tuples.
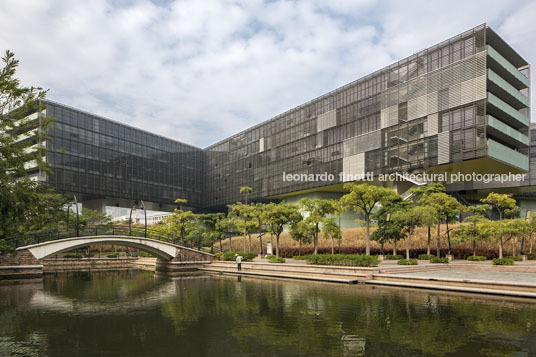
(1, 270), (536, 356)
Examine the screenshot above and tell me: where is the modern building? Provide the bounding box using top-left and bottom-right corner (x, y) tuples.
(23, 24), (532, 217)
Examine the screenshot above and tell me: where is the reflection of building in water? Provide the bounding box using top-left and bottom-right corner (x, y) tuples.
(341, 335), (366, 356)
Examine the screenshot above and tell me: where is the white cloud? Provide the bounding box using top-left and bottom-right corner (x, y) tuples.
(0, 0), (534, 147)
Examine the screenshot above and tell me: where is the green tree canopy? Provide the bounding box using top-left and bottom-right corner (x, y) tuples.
(299, 198), (337, 255)
(340, 183), (399, 255)
(263, 202), (301, 257)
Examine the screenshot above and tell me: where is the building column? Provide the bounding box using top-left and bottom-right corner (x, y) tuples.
(83, 199), (107, 214)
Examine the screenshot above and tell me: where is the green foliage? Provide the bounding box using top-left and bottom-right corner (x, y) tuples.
(505, 256), (523, 261)
(267, 256), (285, 263)
(492, 258), (514, 265)
(63, 253), (83, 258)
(138, 251), (154, 258)
(222, 251), (256, 261)
(0, 239), (15, 254)
(480, 192), (518, 220)
(107, 253), (119, 258)
(299, 198), (337, 255)
(0, 50), (69, 240)
(467, 256), (487, 261)
(340, 182), (399, 255)
(214, 252), (223, 260)
(527, 253), (536, 260)
(305, 254), (379, 267)
(397, 259), (418, 265)
(385, 254), (403, 260)
(166, 200), (197, 243)
(418, 254), (435, 260)
(292, 255), (310, 260)
(430, 257), (449, 264)
(371, 197), (410, 249)
(263, 202), (301, 257)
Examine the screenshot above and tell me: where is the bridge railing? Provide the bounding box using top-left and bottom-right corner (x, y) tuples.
(3, 224), (197, 249)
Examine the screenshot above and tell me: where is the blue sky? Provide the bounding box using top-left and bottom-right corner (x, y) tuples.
(1, 0), (535, 147)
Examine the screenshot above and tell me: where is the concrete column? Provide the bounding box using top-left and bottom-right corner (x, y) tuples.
(83, 199), (107, 214)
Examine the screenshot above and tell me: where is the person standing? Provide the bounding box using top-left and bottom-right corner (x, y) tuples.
(235, 254), (243, 271)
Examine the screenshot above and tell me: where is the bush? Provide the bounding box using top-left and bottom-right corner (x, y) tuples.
(268, 256), (286, 263)
(138, 251), (154, 258)
(223, 251), (256, 262)
(385, 254), (404, 260)
(305, 254), (379, 267)
(107, 253), (119, 258)
(418, 254), (435, 260)
(64, 253), (83, 258)
(214, 252), (223, 261)
(505, 256), (523, 261)
(467, 256), (487, 261)
(397, 259), (418, 265)
(492, 258), (514, 265)
(292, 255), (309, 260)
(430, 257), (449, 264)
(527, 253), (536, 260)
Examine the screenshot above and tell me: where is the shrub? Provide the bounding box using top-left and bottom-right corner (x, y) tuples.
(138, 251), (154, 258)
(527, 253), (536, 261)
(292, 255), (309, 260)
(385, 254), (404, 260)
(64, 253), (83, 258)
(492, 258), (514, 265)
(505, 256), (523, 261)
(397, 259), (418, 265)
(418, 254), (435, 260)
(305, 254), (379, 267)
(223, 251), (256, 262)
(107, 253), (119, 258)
(430, 257), (449, 264)
(214, 252), (223, 261)
(467, 256), (487, 261)
(268, 256), (285, 263)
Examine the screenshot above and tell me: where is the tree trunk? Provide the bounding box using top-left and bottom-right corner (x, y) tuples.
(380, 241), (384, 255)
(393, 240), (397, 256)
(499, 240), (503, 259)
(229, 236), (233, 251)
(406, 228), (412, 260)
(473, 240), (476, 257)
(248, 234), (252, 252)
(299, 238), (302, 256)
(446, 220), (452, 254)
(219, 238), (223, 253)
(314, 224), (319, 255)
(365, 214), (370, 256)
(512, 239), (516, 257)
(331, 236), (334, 255)
(276, 233), (280, 258)
(259, 236), (263, 255)
(436, 223), (441, 258)
(427, 225), (431, 255)
(520, 236), (525, 255)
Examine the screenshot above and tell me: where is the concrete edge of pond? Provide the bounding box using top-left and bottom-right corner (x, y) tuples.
(199, 268), (360, 284)
(366, 280), (536, 299)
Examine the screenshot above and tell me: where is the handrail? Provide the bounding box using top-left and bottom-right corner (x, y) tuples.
(3, 224), (196, 249)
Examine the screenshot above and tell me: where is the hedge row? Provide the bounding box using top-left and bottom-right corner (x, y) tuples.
(277, 247), (504, 259)
(305, 254), (379, 267)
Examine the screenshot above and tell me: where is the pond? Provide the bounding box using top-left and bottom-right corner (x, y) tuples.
(0, 270), (535, 356)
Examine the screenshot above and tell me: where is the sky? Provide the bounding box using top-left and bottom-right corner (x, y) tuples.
(0, 0), (535, 148)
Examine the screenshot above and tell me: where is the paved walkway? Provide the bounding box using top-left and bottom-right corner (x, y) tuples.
(401, 269), (536, 284)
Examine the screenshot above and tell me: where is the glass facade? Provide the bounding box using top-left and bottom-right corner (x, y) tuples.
(204, 24), (530, 209)
(43, 102), (203, 208)
(30, 25), (529, 211)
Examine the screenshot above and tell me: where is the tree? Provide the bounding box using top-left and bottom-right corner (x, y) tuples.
(71, 208), (113, 227)
(228, 202), (257, 252)
(371, 196), (410, 255)
(198, 213), (225, 253)
(298, 198), (337, 255)
(263, 202), (301, 258)
(340, 183), (399, 256)
(480, 192), (518, 221)
(392, 206), (432, 260)
(0, 50), (68, 245)
(240, 186), (252, 204)
(451, 205), (488, 257)
(215, 217), (237, 252)
(419, 193), (462, 257)
(410, 183), (445, 255)
(166, 199), (196, 244)
(479, 219), (520, 259)
(289, 220), (314, 256)
(322, 218), (341, 255)
(253, 203), (268, 254)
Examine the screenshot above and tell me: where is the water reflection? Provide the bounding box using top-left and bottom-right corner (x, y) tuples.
(0, 271), (535, 356)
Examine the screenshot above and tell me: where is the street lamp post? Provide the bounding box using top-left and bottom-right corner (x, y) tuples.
(129, 204), (136, 236)
(140, 200), (147, 238)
